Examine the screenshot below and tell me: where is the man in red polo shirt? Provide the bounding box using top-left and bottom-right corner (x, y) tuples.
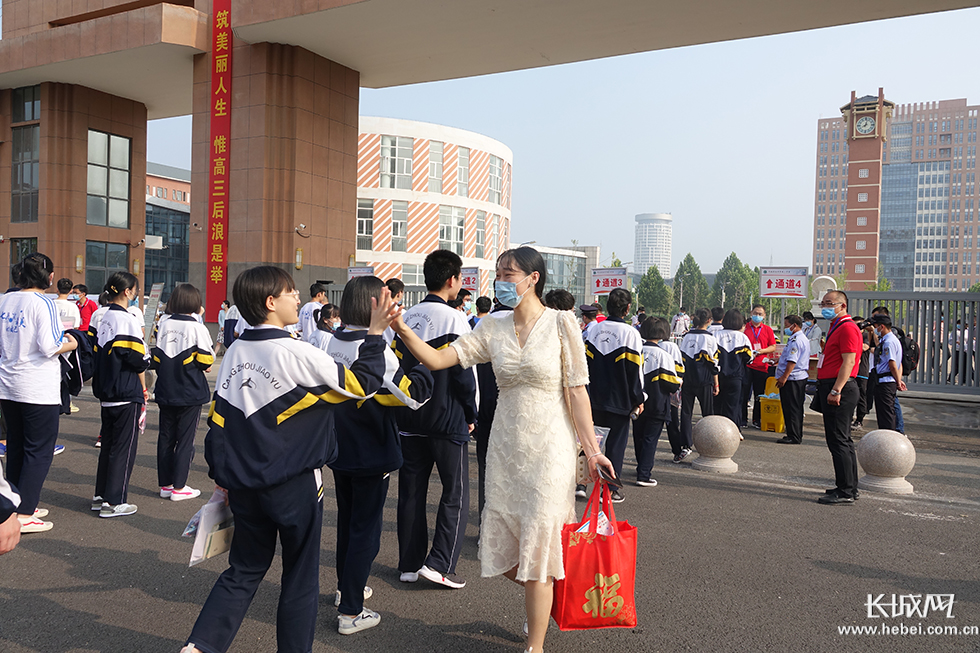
(743, 304), (776, 429)
(72, 284), (98, 332)
(816, 290), (863, 505)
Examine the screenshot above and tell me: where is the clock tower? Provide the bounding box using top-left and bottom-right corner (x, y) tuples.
(840, 88), (894, 290)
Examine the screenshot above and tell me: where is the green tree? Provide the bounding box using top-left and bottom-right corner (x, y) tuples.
(711, 252), (758, 311)
(636, 265), (672, 316)
(607, 252), (624, 268)
(865, 262), (893, 292)
(672, 253), (711, 313)
(970, 282), (980, 293)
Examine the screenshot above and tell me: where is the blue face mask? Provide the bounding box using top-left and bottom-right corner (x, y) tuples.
(821, 307), (837, 320)
(495, 274), (531, 308)
(784, 327), (793, 336)
(802, 320), (812, 327)
(750, 314), (764, 324)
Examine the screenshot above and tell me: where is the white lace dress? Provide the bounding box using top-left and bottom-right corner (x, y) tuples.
(452, 308), (589, 582)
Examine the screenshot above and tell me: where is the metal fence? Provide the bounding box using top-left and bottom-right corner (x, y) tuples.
(847, 291), (980, 395)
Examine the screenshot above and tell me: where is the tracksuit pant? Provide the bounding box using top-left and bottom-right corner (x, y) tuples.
(665, 403), (684, 455)
(592, 409), (631, 482)
(96, 403), (141, 506)
(632, 412), (665, 482)
(157, 404), (201, 489)
(334, 471), (389, 616)
(397, 436), (468, 576)
(716, 374), (743, 427)
(818, 379), (859, 499)
(743, 367), (771, 427)
(473, 420), (491, 518)
(779, 379), (807, 443)
(681, 382), (713, 450)
(0, 400), (60, 515)
(187, 470), (323, 653)
(874, 381), (898, 431)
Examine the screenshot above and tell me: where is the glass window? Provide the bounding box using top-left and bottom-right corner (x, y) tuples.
(12, 85), (40, 123)
(428, 142), (443, 193)
(87, 130), (130, 227)
(380, 135), (413, 190)
(11, 125), (40, 223)
(10, 238), (37, 265)
(439, 205), (465, 255)
(457, 147), (469, 198)
(85, 241), (128, 293)
(488, 155), (503, 204)
(144, 202), (190, 299)
(475, 211), (486, 259)
(391, 200), (408, 252)
(356, 199), (374, 250)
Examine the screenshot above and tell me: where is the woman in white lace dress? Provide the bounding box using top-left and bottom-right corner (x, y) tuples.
(391, 247), (614, 653)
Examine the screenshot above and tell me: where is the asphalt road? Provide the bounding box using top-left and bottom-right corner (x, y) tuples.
(1, 389), (978, 653)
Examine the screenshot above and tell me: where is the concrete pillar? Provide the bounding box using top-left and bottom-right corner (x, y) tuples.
(190, 42), (359, 302)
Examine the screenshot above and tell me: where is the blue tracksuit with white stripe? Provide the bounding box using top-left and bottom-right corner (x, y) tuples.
(188, 324), (386, 653)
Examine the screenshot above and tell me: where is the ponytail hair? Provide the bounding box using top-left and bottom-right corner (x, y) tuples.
(11, 252), (54, 290)
(104, 271), (138, 300)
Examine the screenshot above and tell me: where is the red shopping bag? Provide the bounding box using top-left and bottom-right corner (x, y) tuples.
(551, 482), (638, 630)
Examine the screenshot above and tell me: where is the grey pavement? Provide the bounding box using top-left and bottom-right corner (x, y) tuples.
(1, 387), (979, 653)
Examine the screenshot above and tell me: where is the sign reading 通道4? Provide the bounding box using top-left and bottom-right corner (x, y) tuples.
(760, 267), (808, 298)
(591, 267), (628, 296)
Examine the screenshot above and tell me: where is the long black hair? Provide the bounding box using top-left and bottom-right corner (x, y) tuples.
(497, 246), (546, 298)
(11, 253), (54, 290)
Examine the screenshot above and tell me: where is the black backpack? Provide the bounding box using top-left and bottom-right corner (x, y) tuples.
(892, 327), (920, 374)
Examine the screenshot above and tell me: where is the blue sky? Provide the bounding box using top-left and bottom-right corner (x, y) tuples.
(147, 7), (980, 276)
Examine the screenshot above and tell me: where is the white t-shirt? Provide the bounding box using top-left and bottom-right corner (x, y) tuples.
(0, 291), (66, 405)
(298, 301), (323, 342)
(89, 305), (110, 335)
(54, 298), (81, 330)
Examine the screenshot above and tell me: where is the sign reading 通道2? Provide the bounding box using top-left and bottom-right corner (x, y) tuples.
(206, 0), (232, 320)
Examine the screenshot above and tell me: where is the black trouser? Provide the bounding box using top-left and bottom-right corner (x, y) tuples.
(779, 379), (807, 443)
(744, 367), (771, 426)
(665, 403), (684, 455)
(632, 413), (665, 482)
(681, 382), (713, 449)
(397, 436), (469, 575)
(188, 470), (323, 653)
(865, 372), (877, 418)
(157, 404), (201, 489)
(716, 373), (743, 427)
(0, 400), (59, 515)
(334, 471), (389, 616)
(473, 420), (491, 518)
(592, 409), (631, 482)
(873, 381), (898, 431)
(854, 377), (869, 422)
(818, 379), (859, 499)
(96, 403), (142, 506)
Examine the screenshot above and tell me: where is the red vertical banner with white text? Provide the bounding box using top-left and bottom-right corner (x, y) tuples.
(206, 0), (232, 320)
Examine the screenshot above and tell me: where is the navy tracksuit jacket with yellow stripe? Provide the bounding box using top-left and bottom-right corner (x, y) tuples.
(150, 314), (215, 406)
(585, 316), (646, 415)
(92, 304), (150, 403)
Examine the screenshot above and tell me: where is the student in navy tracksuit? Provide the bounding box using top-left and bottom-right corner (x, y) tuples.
(679, 308), (720, 452)
(633, 318), (682, 487)
(182, 267), (395, 653)
(714, 309), (753, 428)
(650, 317), (687, 462)
(584, 288), (645, 503)
(393, 250), (477, 589)
(326, 276), (434, 634)
(150, 284), (214, 503)
(92, 272), (150, 518)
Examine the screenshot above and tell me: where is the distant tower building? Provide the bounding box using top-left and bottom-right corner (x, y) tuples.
(634, 213), (672, 276)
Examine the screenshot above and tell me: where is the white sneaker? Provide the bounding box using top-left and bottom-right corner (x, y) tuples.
(335, 585), (373, 607)
(160, 486), (174, 499)
(636, 478), (658, 487)
(18, 516), (53, 533)
(100, 503), (138, 518)
(338, 608), (381, 635)
(418, 565), (466, 589)
(33, 507), (49, 518)
(399, 571), (419, 583)
(91, 496), (106, 511)
(170, 487), (201, 502)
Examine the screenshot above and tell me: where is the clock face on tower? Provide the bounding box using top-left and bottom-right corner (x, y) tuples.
(855, 116), (876, 135)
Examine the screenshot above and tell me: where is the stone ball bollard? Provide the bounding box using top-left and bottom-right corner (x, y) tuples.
(856, 429), (916, 494)
(691, 415), (740, 474)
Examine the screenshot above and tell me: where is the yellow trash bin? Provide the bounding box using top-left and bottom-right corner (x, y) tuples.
(759, 396), (785, 433)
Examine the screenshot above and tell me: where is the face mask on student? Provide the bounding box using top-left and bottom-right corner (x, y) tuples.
(463, 300), (473, 311)
(751, 314), (764, 324)
(803, 320), (812, 327)
(821, 307), (837, 320)
(495, 274), (532, 308)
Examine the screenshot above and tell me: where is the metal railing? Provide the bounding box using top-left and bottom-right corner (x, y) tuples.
(847, 291), (980, 395)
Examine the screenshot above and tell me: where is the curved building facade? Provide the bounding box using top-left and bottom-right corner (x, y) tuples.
(634, 212), (673, 277)
(356, 117), (513, 297)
